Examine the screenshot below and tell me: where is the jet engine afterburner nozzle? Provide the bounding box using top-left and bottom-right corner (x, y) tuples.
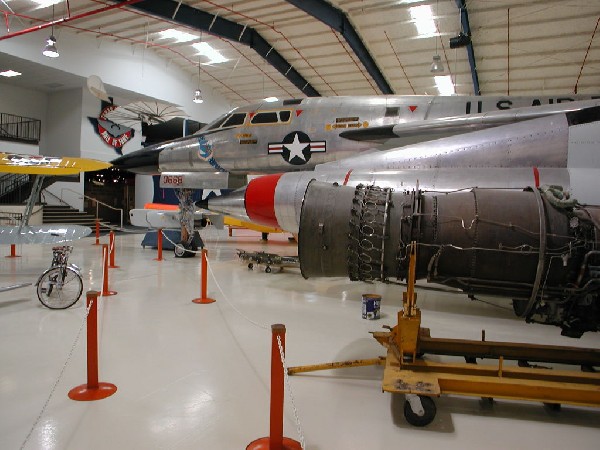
(298, 181), (600, 337)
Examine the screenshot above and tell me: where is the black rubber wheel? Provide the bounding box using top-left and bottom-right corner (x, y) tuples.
(543, 402), (562, 412)
(174, 241), (195, 258)
(37, 267), (83, 309)
(265, 266), (272, 273)
(403, 396), (436, 427)
(248, 263), (254, 270)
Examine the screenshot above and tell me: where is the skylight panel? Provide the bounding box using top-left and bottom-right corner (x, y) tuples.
(192, 42), (228, 65)
(157, 29), (197, 43)
(409, 4), (436, 38)
(31, 0), (62, 8)
(434, 75), (455, 96)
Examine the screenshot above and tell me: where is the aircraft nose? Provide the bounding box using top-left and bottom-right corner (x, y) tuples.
(200, 174), (284, 229)
(111, 147), (161, 174)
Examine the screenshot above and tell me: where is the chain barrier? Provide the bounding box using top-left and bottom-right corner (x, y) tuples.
(277, 335), (306, 450)
(160, 226), (305, 445)
(20, 298), (95, 450)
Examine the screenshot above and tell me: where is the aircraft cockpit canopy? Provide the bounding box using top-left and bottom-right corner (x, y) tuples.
(204, 109), (293, 131)
(205, 112), (247, 131)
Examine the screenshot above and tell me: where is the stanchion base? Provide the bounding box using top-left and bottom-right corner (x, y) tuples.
(5, 255), (20, 258)
(108, 265), (120, 268)
(68, 382), (117, 401)
(246, 437), (302, 450)
(192, 297), (216, 304)
(102, 291), (118, 297)
(153, 258), (163, 262)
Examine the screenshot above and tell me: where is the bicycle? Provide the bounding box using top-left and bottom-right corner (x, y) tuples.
(36, 245), (83, 309)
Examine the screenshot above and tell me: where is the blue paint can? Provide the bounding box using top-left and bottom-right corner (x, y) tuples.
(362, 294), (381, 320)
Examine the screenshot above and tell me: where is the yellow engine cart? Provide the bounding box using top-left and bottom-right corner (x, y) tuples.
(288, 243), (600, 426)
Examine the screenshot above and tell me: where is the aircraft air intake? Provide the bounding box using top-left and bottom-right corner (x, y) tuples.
(298, 181), (600, 338)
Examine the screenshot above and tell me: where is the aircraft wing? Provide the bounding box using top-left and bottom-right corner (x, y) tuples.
(339, 99), (600, 143)
(0, 153), (111, 175)
(0, 283), (32, 293)
(0, 225), (92, 245)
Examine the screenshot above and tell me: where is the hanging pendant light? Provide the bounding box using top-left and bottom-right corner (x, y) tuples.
(193, 89), (203, 104)
(193, 57), (203, 103)
(430, 55), (444, 73)
(42, 5), (59, 58)
(429, 0), (443, 73)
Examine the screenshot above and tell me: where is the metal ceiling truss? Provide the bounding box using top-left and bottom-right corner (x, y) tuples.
(285, 0), (394, 95)
(112, 0), (321, 98)
(455, 0), (481, 96)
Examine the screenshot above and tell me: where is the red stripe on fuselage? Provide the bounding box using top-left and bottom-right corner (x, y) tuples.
(245, 174), (283, 228)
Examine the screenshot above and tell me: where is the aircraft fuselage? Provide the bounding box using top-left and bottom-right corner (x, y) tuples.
(113, 94), (600, 183)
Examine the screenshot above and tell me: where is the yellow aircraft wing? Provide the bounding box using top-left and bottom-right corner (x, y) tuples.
(0, 153), (111, 175)
(223, 216), (284, 234)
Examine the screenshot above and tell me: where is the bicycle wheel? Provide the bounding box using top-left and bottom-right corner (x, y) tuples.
(37, 266), (83, 309)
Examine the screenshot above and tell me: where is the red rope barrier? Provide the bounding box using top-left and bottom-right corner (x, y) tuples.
(247, 324), (301, 450)
(193, 249), (215, 304)
(5, 244), (20, 258)
(68, 291), (117, 401)
(101, 244), (117, 296)
(154, 228), (163, 261)
(108, 231), (119, 268)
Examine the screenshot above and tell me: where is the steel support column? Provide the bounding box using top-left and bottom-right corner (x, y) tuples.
(285, 0), (393, 95)
(455, 0), (481, 95)
(112, 0), (320, 97)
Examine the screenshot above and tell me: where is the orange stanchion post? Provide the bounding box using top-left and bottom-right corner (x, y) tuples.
(94, 220), (100, 245)
(154, 228), (163, 261)
(5, 244), (20, 258)
(247, 324), (302, 450)
(68, 290), (117, 401)
(192, 248), (215, 304)
(101, 244), (117, 296)
(108, 231), (119, 268)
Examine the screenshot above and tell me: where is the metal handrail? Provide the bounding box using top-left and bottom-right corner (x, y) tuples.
(41, 189), (70, 208)
(59, 187), (124, 230)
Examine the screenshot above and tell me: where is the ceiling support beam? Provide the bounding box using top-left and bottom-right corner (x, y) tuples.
(112, 0), (320, 98)
(285, 0), (394, 95)
(455, 0), (481, 95)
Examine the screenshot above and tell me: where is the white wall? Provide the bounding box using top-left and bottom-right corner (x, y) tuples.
(1, 26), (233, 213)
(44, 88), (82, 157)
(0, 27), (232, 127)
(0, 83), (46, 155)
(135, 174), (155, 210)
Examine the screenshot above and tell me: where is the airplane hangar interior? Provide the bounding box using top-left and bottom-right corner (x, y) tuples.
(1, 1), (600, 449)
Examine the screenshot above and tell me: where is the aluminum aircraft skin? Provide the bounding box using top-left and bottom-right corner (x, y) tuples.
(200, 105), (600, 337)
(0, 153), (111, 245)
(111, 94), (600, 191)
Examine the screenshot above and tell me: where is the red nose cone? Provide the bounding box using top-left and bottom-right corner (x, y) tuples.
(245, 174), (283, 228)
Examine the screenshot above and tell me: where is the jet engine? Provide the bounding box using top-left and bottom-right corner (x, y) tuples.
(298, 182), (600, 337)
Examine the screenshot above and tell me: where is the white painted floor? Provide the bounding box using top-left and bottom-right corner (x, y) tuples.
(1, 227), (599, 450)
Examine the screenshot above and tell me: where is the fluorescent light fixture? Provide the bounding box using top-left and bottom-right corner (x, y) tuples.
(158, 29), (197, 43)
(434, 75), (455, 96)
(32, 0), (62, 8)
(264, 97), (278, 103)
(410, 5), (436, 37)
(42, 35), (59, 58)
(192, 42), (228, 65)
(0, 70), (21, 77)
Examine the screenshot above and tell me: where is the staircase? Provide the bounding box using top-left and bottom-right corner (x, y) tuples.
(42, 205), (112, 233)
